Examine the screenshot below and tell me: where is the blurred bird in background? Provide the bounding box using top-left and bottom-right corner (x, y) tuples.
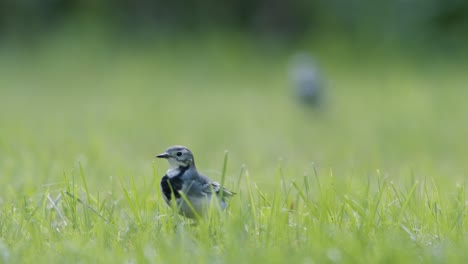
(288, 52), (325, 108)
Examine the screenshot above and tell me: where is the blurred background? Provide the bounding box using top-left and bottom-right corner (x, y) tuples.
(1, 0), (468, 194)
(1, 0), (468, 46)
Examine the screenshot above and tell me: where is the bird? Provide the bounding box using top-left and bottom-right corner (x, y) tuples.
(156, 145), (235, 219)
(288, 52), (325, 107)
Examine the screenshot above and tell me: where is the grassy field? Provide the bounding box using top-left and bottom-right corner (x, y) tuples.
(0, 34), (467, 263)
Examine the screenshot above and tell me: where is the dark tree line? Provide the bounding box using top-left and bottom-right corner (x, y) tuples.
(1, 0), (467, 41)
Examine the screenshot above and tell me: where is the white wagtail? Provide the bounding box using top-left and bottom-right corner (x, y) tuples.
(156, 145), (235, 219)
(288, 52), (324, 107)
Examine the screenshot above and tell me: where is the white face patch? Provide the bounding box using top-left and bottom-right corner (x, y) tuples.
(167, 157), (181, 169)
(167, 157), (188, 171)
(167, 157), (179, 169)
(166, 160), (185, 177)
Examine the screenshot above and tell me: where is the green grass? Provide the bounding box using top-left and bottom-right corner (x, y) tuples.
(0, 34), (467, 263)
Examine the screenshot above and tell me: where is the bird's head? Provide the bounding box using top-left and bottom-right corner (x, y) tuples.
(156, 145), (195, 168)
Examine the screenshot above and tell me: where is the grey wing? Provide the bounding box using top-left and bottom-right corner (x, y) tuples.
(199, 177), (235, 201)
(210, 181), (235, 199)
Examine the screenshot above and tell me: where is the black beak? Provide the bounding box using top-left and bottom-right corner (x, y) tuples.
(156, 152), (169, 159)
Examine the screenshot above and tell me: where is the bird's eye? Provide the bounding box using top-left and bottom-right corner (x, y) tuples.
(176, 152), (182, 157)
